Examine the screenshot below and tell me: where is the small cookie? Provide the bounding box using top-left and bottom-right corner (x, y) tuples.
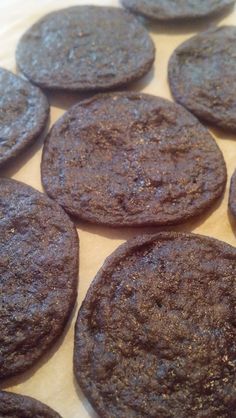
(121, 0), (235, 21)
(41, 92), (226, 227)
(229, 169), (236, 217)
(0, 68), (49, 168)
(16, 6), (155, 91)
(169, 26), (236, 132)
(74, 232), (236, 418)
(0, 391), (62, 418)
(0, 178), (79, 380)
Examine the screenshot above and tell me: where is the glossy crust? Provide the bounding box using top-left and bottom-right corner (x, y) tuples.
(16, 6), (155, 92)
(169, 26), (236, 132)
(229, 169), (236, 218)
(0, 178), (79, 380)
(0, 68), (49, 168)
(121, 0), (235, 21)
(41, 92), (226, 227)
(0, 391), (62, 418)
(74, 232), (236, 418)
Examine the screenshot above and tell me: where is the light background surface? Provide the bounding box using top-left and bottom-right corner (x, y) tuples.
(0, 1), (236, 417)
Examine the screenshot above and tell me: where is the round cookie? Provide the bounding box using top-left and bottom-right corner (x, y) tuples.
(229, 169), (236, 217)
(0, 391), (62, 418)
(0, 68), (49, 168)
(121, 0), (235, 21)
(16, 6), (155, 92)
(74, 232), (236, 418)
(41, 92), (226, 227)
(0, 178), (78, 380)
(168, 26), (236, 132)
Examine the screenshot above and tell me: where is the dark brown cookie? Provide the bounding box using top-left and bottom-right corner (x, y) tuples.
(16, 6), (155, 92)
(0, 391), (62, 418)
(121, 0), (235, 21)
(0, 68), (49, 168)
(74, 232), (236, 418)
(229, 169), (236, 218)
(0, 178), (79, 380)
(41, 92), (226, 227)
(169, 26), (236, 132)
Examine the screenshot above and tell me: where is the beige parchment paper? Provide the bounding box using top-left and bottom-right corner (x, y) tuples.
(0, 1), (236, 417)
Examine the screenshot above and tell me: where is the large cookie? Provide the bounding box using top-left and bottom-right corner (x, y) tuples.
(169, 26), (236, 132)
(16, 6), (155, 92)
(229, 169), (236, 218)
(0, 68), (49, 168)
(74, 232), (236, 418)
(0, 178), (78, 380)
(121, 0), (235, 21)
(41, 92), (226, 227)
(0, 391), (62, 418)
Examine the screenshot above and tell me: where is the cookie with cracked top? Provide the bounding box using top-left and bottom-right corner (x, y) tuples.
(16, 6), (155, 92)
(41, 92), (226, 227)
(0, 67), (49, 168)
(0, 391), (62, 418)
(121, 0), (235, 21)
(0, 178), (78, 380)
(169, 26), (236, 132)
(229, 169), (236, 218)
(74, 232), (236, 418)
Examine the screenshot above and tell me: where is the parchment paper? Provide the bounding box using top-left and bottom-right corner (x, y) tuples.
(0, 1), (236, 417)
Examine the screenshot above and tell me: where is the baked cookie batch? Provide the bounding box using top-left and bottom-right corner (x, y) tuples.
(0, 1), (236, 417)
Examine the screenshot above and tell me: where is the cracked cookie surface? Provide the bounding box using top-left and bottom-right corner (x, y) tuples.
(0, 68), (49, 167)
(42, 92), (226, 226)
(0, 178), (78, 380)
(16, 6), (155, 91)
(0, 391), (62, 418)
(169, 26), (236, 132)
(74, 232), (236, 418)
(121, 0), (235, 21)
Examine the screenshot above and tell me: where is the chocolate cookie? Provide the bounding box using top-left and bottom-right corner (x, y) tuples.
(169, 26), (236, 132)
(41, 92), (226, 227)
(121, 0), (235, 21)
(16, 6), (155, 92)
(74, 232), (236, 418)
(0, 391), (62, 418)
(229, 170), (236, 218)
(0, 68), (49, 168)
(0, 178), (78, 380)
